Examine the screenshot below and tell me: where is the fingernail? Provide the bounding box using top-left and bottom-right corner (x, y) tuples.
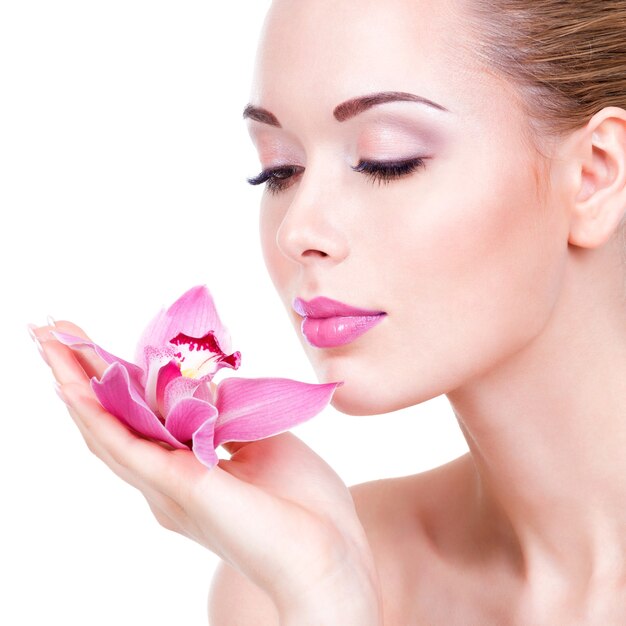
(27, 325), (50, 366)
(37, 340), (50, 366)
(54, 381), (70, 406)
(26, 323), (39, 343)
(46, 315), (56, 327)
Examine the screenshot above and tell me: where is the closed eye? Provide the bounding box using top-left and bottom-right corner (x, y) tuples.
(351, 157), (426, 186)
(246, 165), (305, 195)
(246, 157), (426, 195)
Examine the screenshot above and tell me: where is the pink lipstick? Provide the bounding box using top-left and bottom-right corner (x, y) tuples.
(292, 296), (386, 348)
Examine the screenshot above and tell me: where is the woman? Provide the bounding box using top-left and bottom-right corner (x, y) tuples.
(31, 0), (626, 623)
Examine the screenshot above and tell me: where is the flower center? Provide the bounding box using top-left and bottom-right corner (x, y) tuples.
(169, 331), (228, 379)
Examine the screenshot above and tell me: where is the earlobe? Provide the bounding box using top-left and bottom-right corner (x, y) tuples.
(568, 107), (626, 249)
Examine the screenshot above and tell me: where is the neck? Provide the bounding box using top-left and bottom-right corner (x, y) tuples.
(447, 241), (626, 603)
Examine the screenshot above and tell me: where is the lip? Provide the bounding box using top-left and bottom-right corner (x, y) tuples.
(292, 296), (386, 348)
(292, 296), (385, 318)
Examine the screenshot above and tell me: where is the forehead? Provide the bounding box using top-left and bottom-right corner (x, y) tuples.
(250, 0), (488, 117)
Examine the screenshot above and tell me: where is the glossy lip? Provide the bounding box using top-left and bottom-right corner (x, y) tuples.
(300, 314), (386, 348)
(292, 296), (385, 319)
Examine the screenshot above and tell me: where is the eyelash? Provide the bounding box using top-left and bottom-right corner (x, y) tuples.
(246, 157), (426, 195)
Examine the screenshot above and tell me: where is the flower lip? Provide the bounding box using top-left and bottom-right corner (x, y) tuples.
(292, 296), (386, 319)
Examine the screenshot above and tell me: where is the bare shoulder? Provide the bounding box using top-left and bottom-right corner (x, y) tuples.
(349, 453), (471, 534)
(348, 454), (474, 623)
(348, 471), (437, 563)
(208, 559), (279, 626)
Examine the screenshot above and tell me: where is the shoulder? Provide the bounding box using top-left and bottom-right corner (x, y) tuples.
(348, 462), (454, 534)
(208, 559), (279, 625)
(348, 474), (435, 572)
(347, 455), (474, 622)
(349, 453), (472, 530)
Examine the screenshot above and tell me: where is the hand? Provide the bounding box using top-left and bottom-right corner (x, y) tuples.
(33, 321), (382, 616)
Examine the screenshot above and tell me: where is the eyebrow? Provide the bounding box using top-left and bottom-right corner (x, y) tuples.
(242, 104), (281, 127)
(242, 91), (450, 127)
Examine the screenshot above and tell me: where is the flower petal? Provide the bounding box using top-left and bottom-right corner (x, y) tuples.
(164, 397), (218, 444)
(156, 360), (182, 418)
(52, 330), (144, 388)
(162, 374), (213, 416)
(213, 377), (342, 446)
(91, 362), (187, 450)
(192, 382), (213, 404)
(143, 346), (178, 411)
(191, 415), (219, 469)
(134, 285), (234, 368)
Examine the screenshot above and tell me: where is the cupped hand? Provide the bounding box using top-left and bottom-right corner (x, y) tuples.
(32, 321), (381, 613)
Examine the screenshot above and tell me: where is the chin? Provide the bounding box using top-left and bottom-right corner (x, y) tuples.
(326, 377), (419, 416)
(308, 345), (425, 415)
(329, 387), (377, 415)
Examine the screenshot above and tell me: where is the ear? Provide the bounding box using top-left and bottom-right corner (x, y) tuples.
(566, 106), (626, 249)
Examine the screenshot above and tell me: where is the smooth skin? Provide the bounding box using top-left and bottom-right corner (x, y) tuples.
(35, 0), (626, 623)
(35, 321), (382, 624)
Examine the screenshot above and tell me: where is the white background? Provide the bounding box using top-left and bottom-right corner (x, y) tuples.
(1, 2), (468, 624)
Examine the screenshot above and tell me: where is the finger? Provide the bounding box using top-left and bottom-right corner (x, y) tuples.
(40, 339), (93, 387)
(61, 381), (196, 499)
(59, 390), (149, 491)
(221, 441), (252, 455)
(58, 381), (194, 525)
(51, 320), (110, 379)
(31, 324), (56, 344)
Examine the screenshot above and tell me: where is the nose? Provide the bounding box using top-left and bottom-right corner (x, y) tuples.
(275, 167), (349, 266)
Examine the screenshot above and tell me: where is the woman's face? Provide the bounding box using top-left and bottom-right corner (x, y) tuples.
(245, 0), (568, 415)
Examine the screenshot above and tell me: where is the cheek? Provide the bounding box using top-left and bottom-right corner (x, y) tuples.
(259, 199), (291, 295)
(370, 156), (566, 409)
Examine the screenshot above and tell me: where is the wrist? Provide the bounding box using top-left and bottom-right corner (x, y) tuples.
(275, 547), (383, 626)
(279, 593), (383, 626)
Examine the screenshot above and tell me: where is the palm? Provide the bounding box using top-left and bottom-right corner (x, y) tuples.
(221, 433), (355, 516)
(39, 320), (375, 607)
(197, 433), (371, 604)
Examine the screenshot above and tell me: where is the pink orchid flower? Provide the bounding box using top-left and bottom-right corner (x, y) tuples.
(53, 285), (341, 469)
